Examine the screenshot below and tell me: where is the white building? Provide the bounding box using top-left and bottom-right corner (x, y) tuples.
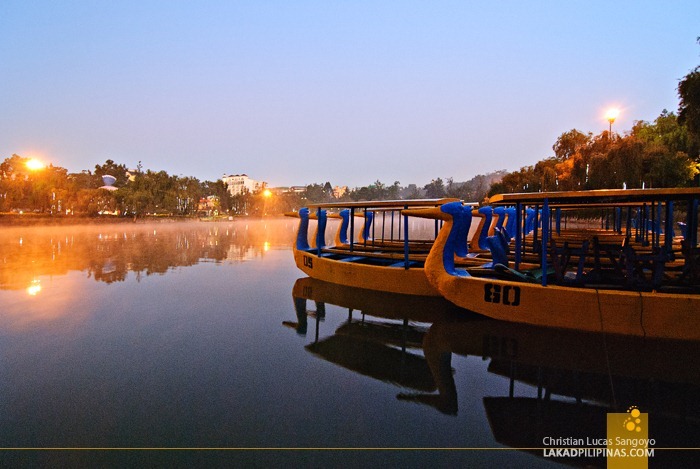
(221, 174), (267, 196)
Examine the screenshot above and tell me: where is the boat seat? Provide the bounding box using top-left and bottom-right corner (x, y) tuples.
(468, 263), (554, 283)
(679, 239), (700, 283)
(549, 238), (589, 285)
(621, 239), (669, 290)
(338, 256), (368, 263)
(388, 260), (420, 268)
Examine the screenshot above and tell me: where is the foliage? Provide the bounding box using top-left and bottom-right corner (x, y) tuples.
(489, 110), (698, 196)
(678, 40), (700, 159)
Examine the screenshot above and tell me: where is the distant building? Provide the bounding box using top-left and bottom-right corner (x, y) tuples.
(198, 195), (220, 216)
(221, 174), (267, 196)
(287, 186), (306, 194)
(333, 185), (348, 198)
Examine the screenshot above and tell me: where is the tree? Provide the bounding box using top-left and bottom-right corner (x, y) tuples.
(323, 182), (333, 197)
(678, 40), (700, 160)
(304, 183), (330, 202)
(553, 129), (591, 162)
(203, 180), (233, 213)
(633, 110), (690, 155)
(424, 178), (446, 198)
(632, 110), (698, 187)
(94, 159), (129, 187)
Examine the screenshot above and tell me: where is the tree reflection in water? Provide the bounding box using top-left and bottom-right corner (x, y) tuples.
(0, 219), (298, 291)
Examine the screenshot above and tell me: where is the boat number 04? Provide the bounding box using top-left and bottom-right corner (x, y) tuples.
(484, 283), (521, 307)
(303, 255), (313, 269)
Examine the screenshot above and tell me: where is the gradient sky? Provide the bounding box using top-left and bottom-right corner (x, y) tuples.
(2, 1), (699, 188)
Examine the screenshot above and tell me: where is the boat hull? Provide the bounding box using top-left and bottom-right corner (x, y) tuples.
(294, 247), (440, 296)
(437, 274), (700, 340)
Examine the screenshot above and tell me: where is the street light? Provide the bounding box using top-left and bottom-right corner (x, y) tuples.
(262, 189), (272, 215)
(605, 108), (620, 136)
(25, 158), (46, 171)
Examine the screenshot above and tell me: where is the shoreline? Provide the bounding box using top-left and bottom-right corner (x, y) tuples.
(0, 213), (281, 226)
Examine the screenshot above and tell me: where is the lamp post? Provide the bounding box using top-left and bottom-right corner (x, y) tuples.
(262, 189), (272, 215)
(605, 108), (620, 136)
(25, 158), (46, 171)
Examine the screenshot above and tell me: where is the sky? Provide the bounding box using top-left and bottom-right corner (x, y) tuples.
(1, 1), (699, 189)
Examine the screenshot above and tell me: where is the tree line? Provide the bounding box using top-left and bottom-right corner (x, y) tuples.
(0, 153), (506, 217)
(488, 110), (698, 197)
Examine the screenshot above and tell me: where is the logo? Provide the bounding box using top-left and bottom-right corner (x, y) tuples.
(624, 406), (643, 433)
(606, 406), (654, 468)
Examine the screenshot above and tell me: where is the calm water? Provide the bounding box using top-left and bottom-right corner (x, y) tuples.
(1, 219), (698, 467)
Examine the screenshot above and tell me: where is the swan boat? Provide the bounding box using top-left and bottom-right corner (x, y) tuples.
(291, 199), (464, 296)
(408, 188), (700, 340)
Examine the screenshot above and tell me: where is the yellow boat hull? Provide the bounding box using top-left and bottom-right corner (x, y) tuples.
(436, 274), (700, 340)
(294, 247), (440, 296)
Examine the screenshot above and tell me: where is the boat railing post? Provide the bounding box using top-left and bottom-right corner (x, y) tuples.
(350, 207), (355, 253)
(532, 204), (539, 253)
(515, 202), (522, 269)
(316, 208), (327, 255)
(403, 204), (410, 269)
(643, 203), (650, 246)
(382, 211), (386, 244)
(647, 200), (658, 247)
(656, 200), (663, 240)
(541, 198), (549, 286)
(555, 207), (561, 235)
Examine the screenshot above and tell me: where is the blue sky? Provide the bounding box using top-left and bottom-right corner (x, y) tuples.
(1, 1), (699, 188)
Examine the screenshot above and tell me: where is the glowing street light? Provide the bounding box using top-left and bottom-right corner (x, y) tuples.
(263, 189), (272, 198)
(605, 108), (620, 135)
(25, 158), (46, 171)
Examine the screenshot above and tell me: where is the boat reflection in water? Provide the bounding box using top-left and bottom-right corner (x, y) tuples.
(287, 277), (464, 400)
(288, 277), (700, 466)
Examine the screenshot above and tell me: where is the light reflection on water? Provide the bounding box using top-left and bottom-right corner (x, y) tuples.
(0, 219), (698, 466)
(0, 219), (298, 293)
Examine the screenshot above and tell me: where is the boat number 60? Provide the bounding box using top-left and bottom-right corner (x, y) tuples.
(303, 255), (313, 269)
(484, 283), (520, 306)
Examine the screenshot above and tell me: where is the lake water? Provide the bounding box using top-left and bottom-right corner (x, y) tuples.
(1, 219), (698, 467)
